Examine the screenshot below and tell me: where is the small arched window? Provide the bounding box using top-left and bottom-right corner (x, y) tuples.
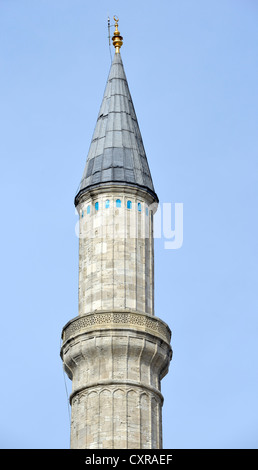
(138, 202), (142, 212)
(146, 207), (149, 216)
(81, 210), (84, 218)
(105, 199), (110, 208)
(116, 199), (121, 208)
(87, 205), (90, 215)
(127, 200), (132, 209)
(95, 202), (99, 211)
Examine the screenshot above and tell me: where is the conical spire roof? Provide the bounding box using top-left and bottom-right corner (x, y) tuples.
(75, 52), (158, 205)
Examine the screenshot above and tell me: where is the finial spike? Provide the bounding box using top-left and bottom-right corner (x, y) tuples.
(112, 15), (123, 53)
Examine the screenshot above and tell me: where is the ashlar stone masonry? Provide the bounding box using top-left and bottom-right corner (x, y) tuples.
(60, 28), (172, 449)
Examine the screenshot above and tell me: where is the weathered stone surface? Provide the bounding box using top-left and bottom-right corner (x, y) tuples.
(77, 188), (156, 316)
(61, 184), (172, 449)
(61, 324), (171, 449)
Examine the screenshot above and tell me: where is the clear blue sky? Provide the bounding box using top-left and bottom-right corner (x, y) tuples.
(0, 0), (257, 449)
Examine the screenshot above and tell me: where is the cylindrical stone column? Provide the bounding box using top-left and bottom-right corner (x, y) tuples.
(61, 185), (172, 449)
(61, 312), (172, 449)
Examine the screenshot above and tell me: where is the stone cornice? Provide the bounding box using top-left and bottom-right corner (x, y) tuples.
(61, 310), (171, 348)
(75, 182), (159, 209)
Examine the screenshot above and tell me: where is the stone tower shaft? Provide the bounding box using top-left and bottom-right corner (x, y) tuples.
(77, 186), (156, 316)
(61, 30), (172, 449)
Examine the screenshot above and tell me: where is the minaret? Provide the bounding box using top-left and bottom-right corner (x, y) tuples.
(60, 17), (172, 449)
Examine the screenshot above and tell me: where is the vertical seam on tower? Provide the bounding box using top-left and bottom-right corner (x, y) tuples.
(112, 196), (115, 310)
(100, 197), (103, 310)
(142, 205), (146, 314)
(126, 335), (129, 380)
(135, 199), (137, 310)
(150, 211), (154, 315)
(90, 201), (93, 312)
(126, 388), (128, 449)
(124, 196), (126, 309)
(78, 218), (81, 315)
(149, 342), (158, 388)
(111, 334), (114, 379)
(149, 393), (152, 449)
(85, 393), (88, 448)
(96, 388), (100, 448)
(159, 399), (162, 449)
(111, 387), (114, 449)
(138, 337), (145, 383)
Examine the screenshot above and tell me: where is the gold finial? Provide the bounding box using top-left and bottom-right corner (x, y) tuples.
(112, 16), (123, 53)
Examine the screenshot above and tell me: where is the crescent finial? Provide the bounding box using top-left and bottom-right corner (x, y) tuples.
(112, 15), (123, 53)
